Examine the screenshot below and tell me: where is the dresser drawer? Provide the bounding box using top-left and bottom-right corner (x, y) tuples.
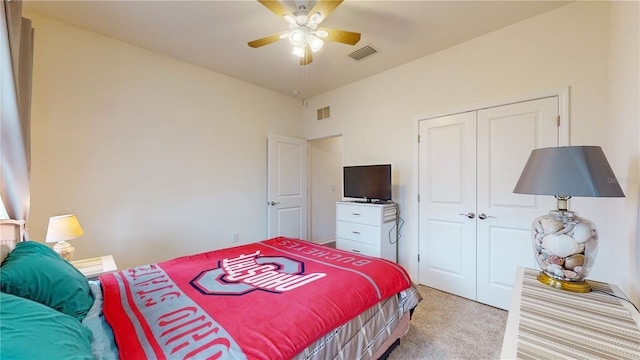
(336, 238), (380, 258)
(337, 221), (380, 246)
(336, 204), (380, 225)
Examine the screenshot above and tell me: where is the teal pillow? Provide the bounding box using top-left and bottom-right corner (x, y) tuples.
(0, 240), (93, 321)
(0, 292), (93, 360)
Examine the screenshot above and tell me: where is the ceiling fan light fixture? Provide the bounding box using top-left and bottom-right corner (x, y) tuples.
(284, 14), (296, 24)
(308, 34), (323, 52)
(289, 28), (307, 46)
(296, 14), (308, 24)
(315, 29), (329, 38)
(308, 12), (321, 24)
(291, 45), (306, 58)
(250, 0), (362, 66)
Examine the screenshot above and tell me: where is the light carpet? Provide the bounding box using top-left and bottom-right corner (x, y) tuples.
(389, 285), (508, 360)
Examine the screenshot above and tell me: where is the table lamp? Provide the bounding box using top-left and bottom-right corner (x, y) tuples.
(45, 214), (84, 261)
(513, 146), (625, 292)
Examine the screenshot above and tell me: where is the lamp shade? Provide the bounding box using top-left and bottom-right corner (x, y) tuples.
(45, 214), (84, 243)
(513, 146), (625, 198)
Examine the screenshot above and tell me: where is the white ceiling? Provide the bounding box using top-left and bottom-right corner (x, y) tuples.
(23, 0), (569, 100)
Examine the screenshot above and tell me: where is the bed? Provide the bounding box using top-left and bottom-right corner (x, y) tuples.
(0, 224), (421, 360)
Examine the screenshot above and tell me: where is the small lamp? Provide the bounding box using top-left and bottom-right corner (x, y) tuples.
(45, 214), (84, 261)
(513, 146), (625, 292)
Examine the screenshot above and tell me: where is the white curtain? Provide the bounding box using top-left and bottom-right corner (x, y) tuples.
(1, 0), (33, 234)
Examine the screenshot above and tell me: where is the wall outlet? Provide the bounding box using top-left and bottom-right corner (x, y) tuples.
(233, 232), (239, 242)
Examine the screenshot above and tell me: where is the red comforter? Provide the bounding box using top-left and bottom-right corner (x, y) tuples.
(100, 237), (412, 360)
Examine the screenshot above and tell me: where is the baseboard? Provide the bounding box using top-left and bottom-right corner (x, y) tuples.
(317, 238), (336, 245)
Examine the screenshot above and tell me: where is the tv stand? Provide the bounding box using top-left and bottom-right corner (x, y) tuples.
(335, 202), (398, 262)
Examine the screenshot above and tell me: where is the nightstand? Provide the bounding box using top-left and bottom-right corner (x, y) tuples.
(71, 255), (118, 279)
(501, 267), (640, 359)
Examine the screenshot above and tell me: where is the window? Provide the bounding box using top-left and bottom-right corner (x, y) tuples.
(0, 194), (9, 219)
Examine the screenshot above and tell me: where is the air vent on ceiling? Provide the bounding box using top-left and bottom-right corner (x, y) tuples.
(317, 106), (330, 121)
(348, 44), (380, 61)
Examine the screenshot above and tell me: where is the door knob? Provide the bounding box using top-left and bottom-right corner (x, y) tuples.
(478, 213), (495, 220)
(459, 212), (475, 219)
(268, 201), (280, 206)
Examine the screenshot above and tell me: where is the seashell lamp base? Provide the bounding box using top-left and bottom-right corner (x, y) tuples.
(532, 209), (597, 292)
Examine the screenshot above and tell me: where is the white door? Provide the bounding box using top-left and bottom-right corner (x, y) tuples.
(418, 111), (478, 301)
(267, 133), (308, 239)
(475, 98), (559, 309)
(419, 97), (560, 309)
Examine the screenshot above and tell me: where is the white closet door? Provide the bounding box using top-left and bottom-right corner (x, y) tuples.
(418, 96), (561, 309)
(476, 97), (559, 309)
(418, 111), (477, 301)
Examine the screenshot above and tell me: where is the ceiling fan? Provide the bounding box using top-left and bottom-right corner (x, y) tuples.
(248, 0), (361, 65)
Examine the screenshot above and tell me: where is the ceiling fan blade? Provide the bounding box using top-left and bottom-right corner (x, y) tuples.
(318, 27), (361, 45)
(300, 46), (313, 65)
(257, 0), (294, 20)
(248, 32), (287, 48)
(308, 0), (343, 24)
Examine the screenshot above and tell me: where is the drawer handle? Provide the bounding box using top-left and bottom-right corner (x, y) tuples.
(352, 249), (360, 253)
(352, 231), (361, 235)
(352, 213), (361, 216)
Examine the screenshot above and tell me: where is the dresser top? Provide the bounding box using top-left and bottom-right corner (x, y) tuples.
(337, 201), (394, 206)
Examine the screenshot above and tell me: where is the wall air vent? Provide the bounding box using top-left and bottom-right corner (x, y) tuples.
(317, 106), (330, 121)
(348, 44), (380, 61)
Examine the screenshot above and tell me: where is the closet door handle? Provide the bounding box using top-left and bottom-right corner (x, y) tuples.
(459, 212), (475, 219)
(478, 213), (495, 220)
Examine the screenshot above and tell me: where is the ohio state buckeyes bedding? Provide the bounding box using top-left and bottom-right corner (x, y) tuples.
(99, 237), (413, 360)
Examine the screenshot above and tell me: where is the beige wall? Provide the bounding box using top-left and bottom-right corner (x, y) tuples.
(606, 0), (640, 306)
(304, 1), (640, 305)
(27, 13), (304, 268)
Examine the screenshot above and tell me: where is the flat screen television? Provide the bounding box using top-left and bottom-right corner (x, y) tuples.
(343, 164), (392, 203)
